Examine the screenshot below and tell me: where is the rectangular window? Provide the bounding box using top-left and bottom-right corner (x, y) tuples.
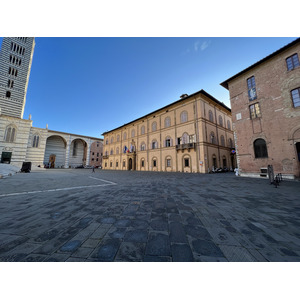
(247, 76), (257, 101)
(184, 158), (189, 167)
(97, 153), (99, 157)
(141, 160), (144, 167)
(166, 159), (171, 167)
(286, 54), (300, 71)
(123, 161), (125, 167)
(249, 103), (261, 119)
(153, 160), (157, 167)
(116, 162), (118, 167)
(291, 88), (300, 108)
(166, 139), (171, 147)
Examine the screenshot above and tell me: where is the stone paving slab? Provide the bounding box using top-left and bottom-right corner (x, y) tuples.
(0, 169), (299, 262)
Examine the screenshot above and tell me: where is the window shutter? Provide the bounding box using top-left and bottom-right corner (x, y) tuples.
(170, 139), (173, 147)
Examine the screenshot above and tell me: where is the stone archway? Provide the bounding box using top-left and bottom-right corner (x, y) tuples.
(44, 135), (67, 168)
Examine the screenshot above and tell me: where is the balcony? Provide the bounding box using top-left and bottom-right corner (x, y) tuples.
(176, 143), (195, 151)
(103, 155), (109, 159)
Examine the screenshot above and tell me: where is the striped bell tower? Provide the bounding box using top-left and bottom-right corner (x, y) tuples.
(0, 37), (35, 118)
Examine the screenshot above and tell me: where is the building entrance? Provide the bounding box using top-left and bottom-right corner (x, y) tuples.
(127, 154), (136, 171)
(1, 152), (12, 164)
(296, 142), (300, 162)
(49, 154), (56, 168)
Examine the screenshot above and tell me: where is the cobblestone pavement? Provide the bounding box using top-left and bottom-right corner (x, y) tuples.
(0, 169), (299, 262)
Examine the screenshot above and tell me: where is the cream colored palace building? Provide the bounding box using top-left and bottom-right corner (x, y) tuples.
(102, 90), (236, 173)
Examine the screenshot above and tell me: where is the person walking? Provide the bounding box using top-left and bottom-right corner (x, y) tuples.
(92, 165), (95, 173)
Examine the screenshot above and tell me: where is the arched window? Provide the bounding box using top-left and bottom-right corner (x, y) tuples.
(228, 138), (233, 148)
(165, 136), (172, 147)
(152, 121), (157, 132)
(166, 156), (172, 167)
(105, 139), (108, 145)
(220, 135), (225, 146)
(210, 132), (216, 144)
(5, 126), (16, 142)
(140, 142), (146, 151)
(227, 120), (231, 130)
(110, 149), (113, 155)
(182, 132), (189, 144)
(116, 147), (119, 154)
(180, 111), (188, 123)
(73, 141), (77, 156)
(208, 110), (214, 122)
(152, 140), (158, 149)
(110, 137), (114, 144)
(123, 132), (127, 140)
(131, 129), (135, 138)
(32, 135), (39, 147)
(219, 115), (223, 127)
(117, 135), (120, 142)
(164, 117), (171, 128)
(105, 150), (108, 156)
(141, 125), (145, 135)
(254, 138), (268, 158)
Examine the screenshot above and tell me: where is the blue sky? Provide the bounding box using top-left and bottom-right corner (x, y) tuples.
(0, 37), (297, 138)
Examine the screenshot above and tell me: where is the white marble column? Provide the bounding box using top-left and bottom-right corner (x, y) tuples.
(85, 139), (91, 167)
(64, 136), (71, 168)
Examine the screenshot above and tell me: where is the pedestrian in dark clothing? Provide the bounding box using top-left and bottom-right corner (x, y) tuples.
(92, 166), (95, 173)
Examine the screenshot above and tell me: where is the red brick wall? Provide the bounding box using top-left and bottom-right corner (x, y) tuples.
(228, 42), (300, 178)
(89, 141), (103, 167)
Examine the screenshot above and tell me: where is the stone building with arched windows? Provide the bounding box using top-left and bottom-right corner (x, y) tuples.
(102, 89), (235, 173)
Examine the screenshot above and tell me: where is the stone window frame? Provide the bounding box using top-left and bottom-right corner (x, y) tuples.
(152, 121), (157, 132)
(141, 125), (145, 135)
(220, 135), (225, 147)
(286, 53), (300, 71)
(164, 116), (171, 128)
(253, 138), (268, 158)
(32, 134), (40, 148)
(247, 76), (257, 101)
(180, 111), (188, 123)
(227, 120), (231, 130)
(166, 156), (172, 167)
(210, 131), (216, 144)
(131, 129), (135, 138)
(291, 87), (300, 108)
(151, 139), (158, 149)
(4, 124), (17, 143)
(165, 136), (172, 147)
(249, 102), (261, 119)
(208, 110), (214, 122)
(140, 142), (146, 151)
(218, 115), (223, 127)
(152, 157), (157, 167)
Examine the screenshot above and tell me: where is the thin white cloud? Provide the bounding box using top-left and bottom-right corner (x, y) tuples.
(194, 40), (211, 52)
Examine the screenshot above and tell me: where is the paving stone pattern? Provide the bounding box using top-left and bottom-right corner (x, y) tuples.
(0, 169), (300, 262)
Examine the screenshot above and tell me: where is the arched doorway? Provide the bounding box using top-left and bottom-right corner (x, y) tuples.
(129, 158), (133, 170)
(44, 135), (67, 168)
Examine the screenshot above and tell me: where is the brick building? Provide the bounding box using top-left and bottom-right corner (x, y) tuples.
(89, 140), (103, 168)
(102, 89), (235, 173)
(221, 38), (300, 179)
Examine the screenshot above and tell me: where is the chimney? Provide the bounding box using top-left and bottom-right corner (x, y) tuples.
(180, 94), (188, 99)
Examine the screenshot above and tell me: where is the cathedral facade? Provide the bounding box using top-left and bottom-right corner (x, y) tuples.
(0, 37), (103, 169)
